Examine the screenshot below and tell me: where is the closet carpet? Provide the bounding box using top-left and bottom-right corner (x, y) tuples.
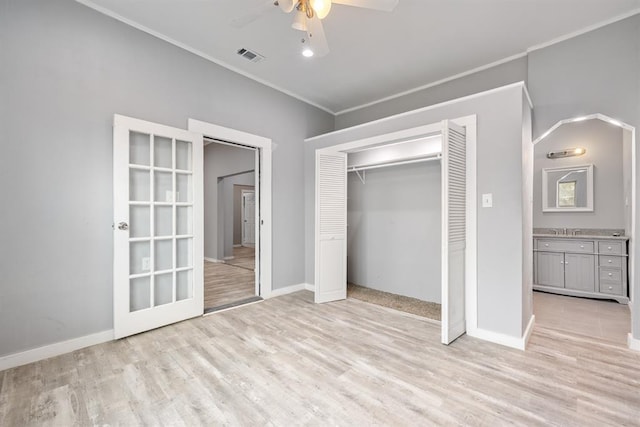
(347, 283), (441, 321)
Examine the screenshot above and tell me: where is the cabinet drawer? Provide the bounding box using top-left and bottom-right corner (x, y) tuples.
(600, 281), (623, 296)
(599, 268), (622, 283)
(537, 240), (593, 253)
(598, 241), (624, 255)
(598, 255), (623, 268)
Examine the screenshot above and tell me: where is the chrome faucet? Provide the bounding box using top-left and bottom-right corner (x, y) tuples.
(563, 228), (567, 235)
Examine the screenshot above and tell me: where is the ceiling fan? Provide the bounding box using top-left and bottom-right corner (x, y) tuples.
(232, 0), (399, 58)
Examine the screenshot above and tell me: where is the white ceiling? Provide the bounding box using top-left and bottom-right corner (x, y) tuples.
(78, 0), (640, 114)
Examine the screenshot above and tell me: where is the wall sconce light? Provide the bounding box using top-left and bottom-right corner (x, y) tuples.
(547, 148), (586, 159)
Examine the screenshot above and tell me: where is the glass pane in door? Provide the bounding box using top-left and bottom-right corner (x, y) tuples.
(130, 170), (150, 201)
(176, 238), (192, 268)
(129, 206), (150, 238)
(154, 136), (173, 169)
(130, 276), (151, 312)
(176, 140), (192, 171)
(154, 273), (173, 306)
(130, 132), (150, 166)
(176, 270), (192, 301)
(130, 241), (150, 275)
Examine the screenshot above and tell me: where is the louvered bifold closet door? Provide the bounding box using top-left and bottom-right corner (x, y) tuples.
(314, 151), (347, 303)
(441, 121), (467, 344)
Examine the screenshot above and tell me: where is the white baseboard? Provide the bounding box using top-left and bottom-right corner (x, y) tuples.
(223, 256), (235, 260)
(0, 330), (114, 372)
(266, 283), (309, 298)
(466, 320), (532, 351)
(305, 283), (315, 292)
(233, 244), (242, 248)
(204, 257), (224, 263)
(523, 315), (536, 349)
(628, 333), (640, 351)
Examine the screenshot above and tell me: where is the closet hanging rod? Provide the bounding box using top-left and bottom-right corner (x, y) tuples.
(348, 154), (442, 173)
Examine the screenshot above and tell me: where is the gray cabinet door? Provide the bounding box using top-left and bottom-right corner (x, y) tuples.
(564, 253), (595, 292)
(536, 252), (565, 288)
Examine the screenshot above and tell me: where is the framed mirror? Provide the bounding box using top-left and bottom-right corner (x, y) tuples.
(542, 164), (594, 212)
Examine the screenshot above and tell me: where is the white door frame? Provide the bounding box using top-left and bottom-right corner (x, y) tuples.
(314, 115), (478, 335)
(187, 119), (272, 298)
(531, 113), (637, 350)
(241, 189), (256, 246)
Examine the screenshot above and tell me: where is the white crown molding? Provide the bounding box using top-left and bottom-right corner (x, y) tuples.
(74, 0), (334, 115)
(526, 8), (640, 53)
(0, 330), (114, 372)
(335, 52), (528, 116)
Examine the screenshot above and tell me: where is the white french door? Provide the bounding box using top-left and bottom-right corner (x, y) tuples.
(314, 151), (347, 303)
(113, 114), (203, 339)
(441, 120), (467, 345)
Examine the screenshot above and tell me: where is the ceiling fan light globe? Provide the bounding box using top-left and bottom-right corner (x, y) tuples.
(278, 0), (296, 13)
(310, 0), (331, 19)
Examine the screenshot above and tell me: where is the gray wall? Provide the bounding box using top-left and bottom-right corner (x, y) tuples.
(527, 14), (640, 339)
(221, 172), (254, 258)
(347, 162), (441, 303)
(306, 85), (529, 338)
(204, 142), (255, 260)
(0, 0), (333, 357)
(533, 120), (625, 229)
(335, 56), (528, 130)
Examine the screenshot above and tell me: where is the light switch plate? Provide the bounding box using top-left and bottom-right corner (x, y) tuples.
(482, 193), (493, 208)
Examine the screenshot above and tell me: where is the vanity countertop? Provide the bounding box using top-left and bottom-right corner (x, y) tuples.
(533, 233), (628, 241)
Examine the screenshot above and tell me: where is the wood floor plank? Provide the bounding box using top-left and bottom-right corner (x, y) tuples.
(2, 291), (640, 425)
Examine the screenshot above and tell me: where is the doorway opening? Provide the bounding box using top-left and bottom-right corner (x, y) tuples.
(203, 140), (259, 313)
(530, 114), (636, 348)
(188, 118), (273, 309)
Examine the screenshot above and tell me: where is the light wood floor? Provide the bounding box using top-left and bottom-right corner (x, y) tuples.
(225, 245), (255, 271)
(2, 291), (640, 425)
(204, 261), (254, 309)
(534, 290), (631, 346)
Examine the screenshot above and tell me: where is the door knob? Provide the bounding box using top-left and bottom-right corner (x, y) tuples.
(608, 273), (613, 277)
(117, 222), (129, 231)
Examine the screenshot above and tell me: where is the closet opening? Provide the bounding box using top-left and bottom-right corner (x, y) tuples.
(346, 137), (443, 322)
(314, 118), (476, 345)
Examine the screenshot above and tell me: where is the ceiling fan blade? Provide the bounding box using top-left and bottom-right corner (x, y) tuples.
(230, 0), (277, 28)
(332, 0), (398, 12)
(306, 15), (329, 57)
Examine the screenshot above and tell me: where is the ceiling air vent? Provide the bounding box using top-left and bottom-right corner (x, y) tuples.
(237, 48), (265, 63)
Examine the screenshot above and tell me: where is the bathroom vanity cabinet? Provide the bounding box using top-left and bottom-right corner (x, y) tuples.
(533, 236), (629, 303)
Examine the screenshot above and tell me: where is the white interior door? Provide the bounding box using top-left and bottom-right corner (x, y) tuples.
(242, 190), (256, 246)
(113, 114), (203, 339)
(441, 120), (467, 345)
(314, 151), (347, 303)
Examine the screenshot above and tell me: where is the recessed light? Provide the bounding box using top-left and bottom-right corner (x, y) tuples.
(302, 48), (314, 57)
